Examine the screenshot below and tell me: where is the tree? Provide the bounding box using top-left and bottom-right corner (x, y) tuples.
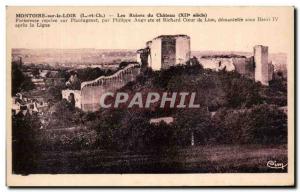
(118, 61), (132, 69)
(56, 69), (70, 80)
(12, 113), (41, 174)
(76, 67), (105, 82)
(174, 108), (212, 146)
(245, 105), (287, 144)
(118, 111), (151, 151)
(90, 109), (125, 150)
(32, 68), (40, 77)
(46, 100), (84, 129)
(12, 62), (35, 95)
(47, 85), (63, 102)
(212, 105), (287, 144)
(220, 72), (262, 108)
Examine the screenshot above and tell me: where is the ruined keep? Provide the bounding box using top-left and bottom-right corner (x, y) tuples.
(138, 35), (191, 70)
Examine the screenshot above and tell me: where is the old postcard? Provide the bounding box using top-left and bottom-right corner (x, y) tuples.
(6, 6), (294, 186)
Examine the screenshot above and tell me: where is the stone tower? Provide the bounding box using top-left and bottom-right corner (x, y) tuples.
(148, 35), (191, 70)
(254, 45), (269, 86)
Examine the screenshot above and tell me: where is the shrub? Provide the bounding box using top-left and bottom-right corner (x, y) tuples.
(213, 105), (287, 145)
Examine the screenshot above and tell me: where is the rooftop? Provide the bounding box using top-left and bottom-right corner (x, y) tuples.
(153, 34), (190, 40)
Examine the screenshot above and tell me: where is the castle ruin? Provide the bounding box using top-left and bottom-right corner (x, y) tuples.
(137, 35), (191, 70)
(62, 34), (274, 112)
(138, 35), (273, 85)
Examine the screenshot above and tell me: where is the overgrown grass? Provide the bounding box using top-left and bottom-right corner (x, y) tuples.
(29, 144), (287, 174)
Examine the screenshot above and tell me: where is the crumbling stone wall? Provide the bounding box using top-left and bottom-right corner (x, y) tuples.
(80, 64), (140, 112)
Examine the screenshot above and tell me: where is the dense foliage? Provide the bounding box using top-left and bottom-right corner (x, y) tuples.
(12, 113), (41, 174)
(12, 62), (35, 95)
(13, 61), (288, 161)
(76, 67), (114, 82)
(12, 60), (288, 174)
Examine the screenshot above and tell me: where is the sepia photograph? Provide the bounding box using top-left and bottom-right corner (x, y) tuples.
(6, 6), (294, 186)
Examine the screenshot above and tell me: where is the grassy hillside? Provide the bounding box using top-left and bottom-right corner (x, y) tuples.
(12, 62), (288, 174)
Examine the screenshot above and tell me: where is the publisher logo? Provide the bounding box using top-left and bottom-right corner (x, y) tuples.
(267, 160), (287, 170)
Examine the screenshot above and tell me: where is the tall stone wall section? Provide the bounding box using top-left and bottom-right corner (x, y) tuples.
(199, 58), (237, 71)
(175, 36), (191, 65)
(161, 37), (176, 69)
(199, 57), (257, 79)
(80, 64), (140, 112)
(254, 45), (269, 86)
(150, 38), (162, 70)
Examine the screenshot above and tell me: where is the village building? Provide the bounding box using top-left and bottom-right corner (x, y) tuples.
(12, 93), (49, 116)
(150, 117), (174, 125)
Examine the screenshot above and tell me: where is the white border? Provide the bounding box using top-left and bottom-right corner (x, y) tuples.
(1, 0), (299, 191)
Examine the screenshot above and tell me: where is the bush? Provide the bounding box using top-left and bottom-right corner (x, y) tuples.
(174, 108), (213, 145)
(12, 113), (41, 174)
(12, 62), (35, 95)
(46, 100), (84, 129)
(213, 105), (287, 145)
(219, 71), (263, 108)
(39, 129), (98, 151)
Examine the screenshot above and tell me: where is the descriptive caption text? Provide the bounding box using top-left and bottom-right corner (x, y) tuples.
(14, 12), (279, 28)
